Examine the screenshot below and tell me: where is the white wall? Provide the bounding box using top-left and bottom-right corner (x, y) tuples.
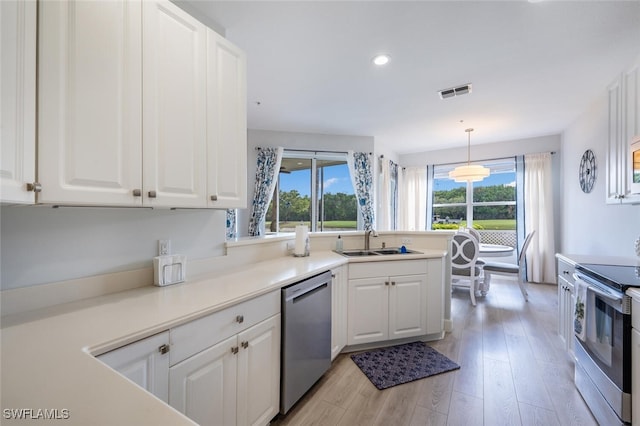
(0, 206), (226, 290)
(239, 129), (375, 237)
(560, 94), (640, 257)
(398, 134), (561, 166)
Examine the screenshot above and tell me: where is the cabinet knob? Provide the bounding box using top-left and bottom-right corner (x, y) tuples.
(241, 341), (249, 349)
(236, 315), (244, 324)
(385, 281), (389, 286)
(132, 189), (142, 197)
(210, 195), (218, 201)
(391, 281), (396, 286)
(158, 344), (170, 355)
(563, 270), (569, 275)
(148, 190), (157, 198)
(231, 346), (239, 355)
(26, 182), (42, 193)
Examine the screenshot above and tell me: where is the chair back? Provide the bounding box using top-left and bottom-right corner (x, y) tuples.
(518, 231), (536, 265)
(464, 227), (481, 244)
(452, 232), (479, 270)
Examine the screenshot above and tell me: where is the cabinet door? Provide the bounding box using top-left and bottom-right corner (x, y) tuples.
(38, 0), (143, 206)
(169, 335), (237, 426)
(347, 277), (389, 345)
(623, 61), (640, 203)
(633, 328), (640, 426)
(425, 258), (444, 335)
(98, 331), (169, 403)
(237, 315), (280, 426)
(143, 0), (207, 208)
(1, 0), (36, 204)
(606, 76), (624, 204)
(331, 266), (348, 360)
(206, 29), (247, 209)
(388, 274), (427, 340)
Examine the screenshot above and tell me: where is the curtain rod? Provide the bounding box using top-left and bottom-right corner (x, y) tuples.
(255, 147), (372, 155)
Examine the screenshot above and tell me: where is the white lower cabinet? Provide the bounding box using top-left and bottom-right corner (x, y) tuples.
(557, 256), (576, 354)
(347, 259), (443, 346)
(331, 265), (347, 360)
(97, 331), (170, 403)
(169, 315), (280, 426)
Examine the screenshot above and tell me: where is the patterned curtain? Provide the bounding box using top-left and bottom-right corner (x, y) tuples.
(226, 209), (237, 240)
(347, 151), (375, 230)
(248, 147), (283, 236)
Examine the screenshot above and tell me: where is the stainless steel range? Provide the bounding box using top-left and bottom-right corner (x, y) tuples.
(573, 263), (640, 426)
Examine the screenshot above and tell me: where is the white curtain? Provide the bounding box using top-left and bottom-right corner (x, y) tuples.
(398, 166), (427, 231)
(524, 152), (556, 283)
(378, 158), (392, 231)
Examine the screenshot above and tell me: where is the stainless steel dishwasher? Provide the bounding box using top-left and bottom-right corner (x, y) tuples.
(280, 270), (332, 414)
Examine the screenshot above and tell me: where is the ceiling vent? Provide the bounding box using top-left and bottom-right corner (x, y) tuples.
(439, 83), (472, 100)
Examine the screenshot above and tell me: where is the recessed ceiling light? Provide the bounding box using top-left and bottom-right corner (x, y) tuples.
(372, 54), (390, 66)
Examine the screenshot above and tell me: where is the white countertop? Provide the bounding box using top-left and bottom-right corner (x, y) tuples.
(0, 249), (445, 425)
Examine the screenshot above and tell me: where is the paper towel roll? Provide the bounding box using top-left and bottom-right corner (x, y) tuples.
(294, 225), (308, 256)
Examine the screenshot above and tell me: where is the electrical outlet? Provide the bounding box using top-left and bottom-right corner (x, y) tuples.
(158, 239), (171, 256)
(401, 238), (412, 245)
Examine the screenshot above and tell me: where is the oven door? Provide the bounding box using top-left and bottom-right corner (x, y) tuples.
(574, 273), (631, 393)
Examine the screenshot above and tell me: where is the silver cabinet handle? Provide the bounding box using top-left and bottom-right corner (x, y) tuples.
(26, 182), (42, 193)
(158, 344), (170, 354)
(148, 190), (157, 198)
(132, 189), (142, 197)
(231, 346), (239, 355)
(241, 341), (248, 349)
(210, 195), (218, 201)
(236, 315), (244, 324)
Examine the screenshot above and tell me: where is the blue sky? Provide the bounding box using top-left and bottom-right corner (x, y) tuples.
(280, 165), (516, 196)
(280, 164), (353, 197)
(434, 172), (516, 191)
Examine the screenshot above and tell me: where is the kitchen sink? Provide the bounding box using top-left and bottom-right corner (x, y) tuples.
(338, 248), (422, 257)
(340, 250), (381, 257)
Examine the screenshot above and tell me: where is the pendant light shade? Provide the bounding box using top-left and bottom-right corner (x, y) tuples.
(449, 128), (490, 182)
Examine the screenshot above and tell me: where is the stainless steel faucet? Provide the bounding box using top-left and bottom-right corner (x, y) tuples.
(364, 229), (378, 250)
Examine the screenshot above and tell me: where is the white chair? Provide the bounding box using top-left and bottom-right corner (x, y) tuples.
(482, 231), (536, 301)
(451, 232), (483, 306)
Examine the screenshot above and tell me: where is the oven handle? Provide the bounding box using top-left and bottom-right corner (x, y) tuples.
(573, 272), (624, 307)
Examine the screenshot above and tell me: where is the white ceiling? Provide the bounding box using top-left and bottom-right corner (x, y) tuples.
(181, 0), (640, 154)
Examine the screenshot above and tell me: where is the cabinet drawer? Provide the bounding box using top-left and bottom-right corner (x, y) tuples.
(633, 297), (640, 330)
(170, 290), (280, 365)
(349, 260), (427, 280)
(557, 258), (575, 285)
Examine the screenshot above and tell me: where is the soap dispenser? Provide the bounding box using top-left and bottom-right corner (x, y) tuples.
(335, 235), (343, 253)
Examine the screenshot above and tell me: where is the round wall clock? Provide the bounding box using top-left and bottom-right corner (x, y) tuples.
(579, 149), (596, 193)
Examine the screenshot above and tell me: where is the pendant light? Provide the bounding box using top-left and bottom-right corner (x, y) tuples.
(448, 128), (490, 182)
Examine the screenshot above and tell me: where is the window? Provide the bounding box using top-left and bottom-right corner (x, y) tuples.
(266, 151), (358, 233)
(431, 158), (517, 231)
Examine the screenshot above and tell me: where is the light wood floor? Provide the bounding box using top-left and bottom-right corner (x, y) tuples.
(272, 278), (598, 426)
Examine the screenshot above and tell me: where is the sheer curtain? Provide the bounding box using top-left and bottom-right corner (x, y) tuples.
(398, 166), (427, 231)
(379, 158), (392, 230)
(347, 151), (376, 230)
(248, 147), (283, 236)
(524, 152), (556, 283)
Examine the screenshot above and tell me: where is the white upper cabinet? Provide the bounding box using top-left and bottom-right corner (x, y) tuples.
(1, 0), (37, 204)
(607, 57), (640, 204)
(206, 29), (247, 209)
(35, 0), (246, 208)
(38, 0), (143, 206)
(143, 0), (207, 208)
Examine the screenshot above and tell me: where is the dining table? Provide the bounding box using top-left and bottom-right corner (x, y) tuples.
(479, 243), (515, 257)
